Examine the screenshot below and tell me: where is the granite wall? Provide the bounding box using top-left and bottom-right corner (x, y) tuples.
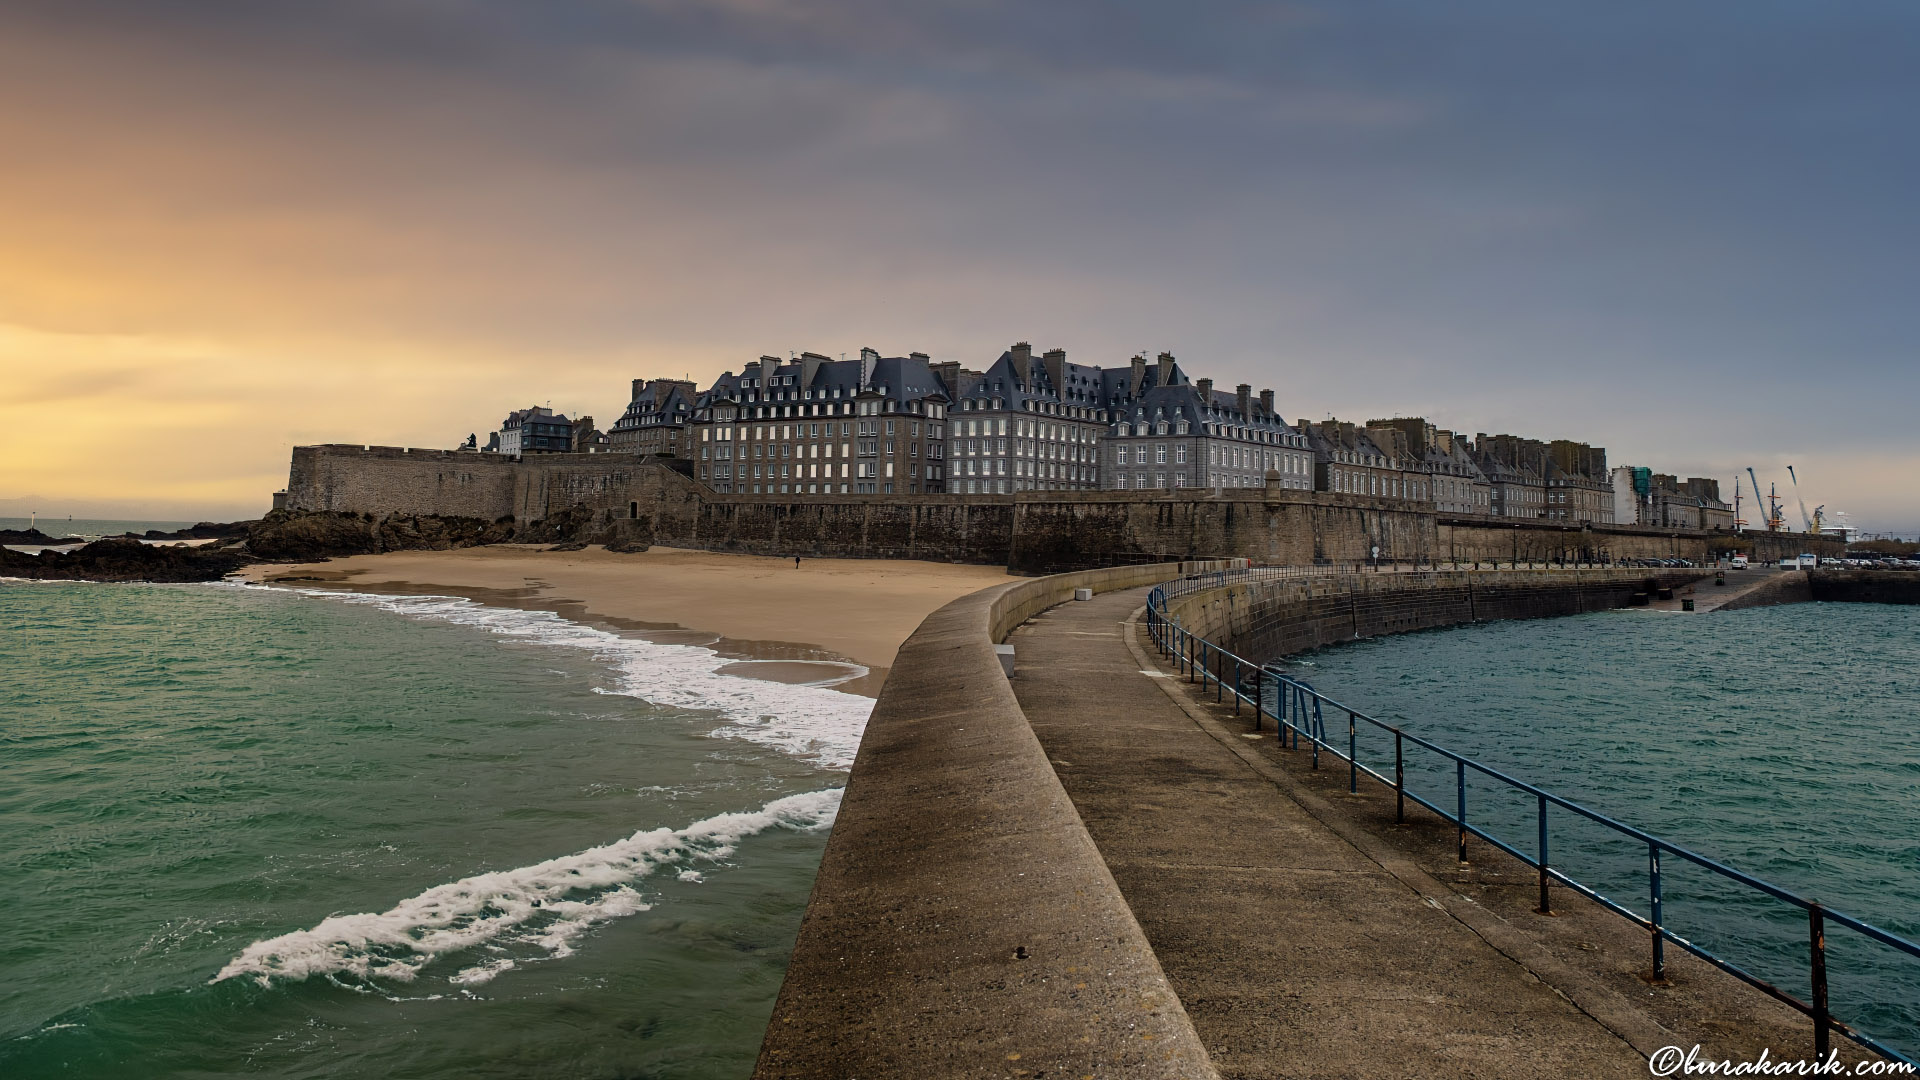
(278, 445), (1841, 569)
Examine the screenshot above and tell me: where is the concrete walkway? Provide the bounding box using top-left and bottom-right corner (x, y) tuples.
(1009, 586), (1652, 1080)
(1649, 566), (1804, 611)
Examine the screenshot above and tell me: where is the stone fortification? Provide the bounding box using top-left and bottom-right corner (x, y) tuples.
(1808, 569), (1920, 605)
(283, 445), (519, 520)
(1165, 568), (1708, 671)
(276, 444), (1842, 569)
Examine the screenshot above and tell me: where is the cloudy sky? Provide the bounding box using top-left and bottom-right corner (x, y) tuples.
(2, 1), (1915, 530)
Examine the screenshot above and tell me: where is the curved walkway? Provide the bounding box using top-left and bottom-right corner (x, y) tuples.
(1009, 586), (1652, 1080)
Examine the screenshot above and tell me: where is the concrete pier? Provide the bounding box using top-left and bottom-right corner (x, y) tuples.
(1012, 588), (1654, 1078)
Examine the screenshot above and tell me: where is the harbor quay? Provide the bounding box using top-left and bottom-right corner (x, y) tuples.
(754, 563), (1912, 1078)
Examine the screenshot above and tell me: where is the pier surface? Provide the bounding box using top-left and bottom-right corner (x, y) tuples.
(1009, 586), (1649, 1077)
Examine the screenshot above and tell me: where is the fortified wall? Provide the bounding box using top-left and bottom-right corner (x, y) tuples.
(1163, 568), (1709, 672)
(277, 445), (1842, 569)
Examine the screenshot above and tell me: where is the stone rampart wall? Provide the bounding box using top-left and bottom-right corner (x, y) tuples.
(284, 445), (518, 520)
(1164, 569), (1707, 673)
(1808, 570), (1920, 605)
(279, 445), (1840, 569)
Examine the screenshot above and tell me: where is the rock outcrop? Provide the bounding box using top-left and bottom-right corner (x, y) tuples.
(246, 510), (517, 561)
(0, 539), (254, 583)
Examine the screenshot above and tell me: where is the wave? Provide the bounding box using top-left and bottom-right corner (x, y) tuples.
(212, 788), (841, 989)
(221, 584), (873, 769)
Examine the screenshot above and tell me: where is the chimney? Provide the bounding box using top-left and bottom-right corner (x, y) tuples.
(632, 378), (645, 401)
(1236, 383), (1252, 419)
(858, 347), (880, 388)
(1130, 354), (1148, 398)
(1259, 388), (1274, 416)
(1196, 377), (1213, 401)
(931, 361), (961, 399)
(1155, 351), (1176, 389)
(1010, 342), (1033, 388)
(1042, 348), (1067, 397)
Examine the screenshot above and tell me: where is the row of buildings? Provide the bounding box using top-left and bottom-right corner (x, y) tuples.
(464, 343), (1735, 527)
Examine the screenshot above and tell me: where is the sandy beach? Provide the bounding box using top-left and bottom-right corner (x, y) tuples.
(240, 546), (1017, 694)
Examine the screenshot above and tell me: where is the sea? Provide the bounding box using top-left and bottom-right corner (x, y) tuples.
(7, 578), (1917, 1075)
(0, 578), (867, 1079)
(1270, 602), (1920, 1058)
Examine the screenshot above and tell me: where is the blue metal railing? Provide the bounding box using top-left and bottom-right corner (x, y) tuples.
(1144, 572), (1920, 1065)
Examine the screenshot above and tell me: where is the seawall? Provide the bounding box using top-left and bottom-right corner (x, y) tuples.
(276, 445), (1841, 570)
(1163, 568), (1707, 667)
(752, 562), (1227, 1080)
(1809, 569), (1920, 605)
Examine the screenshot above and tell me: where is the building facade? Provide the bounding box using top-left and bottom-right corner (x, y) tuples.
(498, 406), (574, 455)
(1100, 353), (1312, 493)
(1301, 419), (1422, 500)
(688, 350), (949, 495)
(1368, 418), (1491, 514)
(1545, 440), (1614, 524)
(1470, 434), (1548, 519)
(607, 379), (695, 458)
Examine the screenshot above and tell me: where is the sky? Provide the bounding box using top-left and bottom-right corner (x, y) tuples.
(1, 1), (1915, 531)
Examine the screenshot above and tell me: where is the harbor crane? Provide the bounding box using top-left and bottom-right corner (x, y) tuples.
(1745, 468), (1780, 531)
(1787, 466), (1814, 533)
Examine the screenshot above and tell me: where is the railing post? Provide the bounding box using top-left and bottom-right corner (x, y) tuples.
(1456, 759), (1468, 863)
(1536, 793), (1552, 915)
(1649, 843), (1666, 981)
(1252, 667), (1263, 731)
(1310, 696), (1320, 769)
(1394, 731), (1405, 824)
(1810, 902), (1831, 1062)
(1348, 710), (1358, 794)
(1233, 657), (1242, 715)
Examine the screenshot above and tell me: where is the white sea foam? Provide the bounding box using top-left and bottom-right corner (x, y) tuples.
(213, 788), (840, 988)
(226, 584), (874, 769)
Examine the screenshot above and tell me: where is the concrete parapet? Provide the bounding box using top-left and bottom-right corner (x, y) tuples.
(753, 563), (1219, 1080)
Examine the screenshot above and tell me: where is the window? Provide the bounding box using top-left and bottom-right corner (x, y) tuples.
(1155, 445), (1167, 464)
(1175, 445), (1187, 464)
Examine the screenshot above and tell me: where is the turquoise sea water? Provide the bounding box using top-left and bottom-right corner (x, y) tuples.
(1271, 603), (1920, 1057)
(0, 580), (865, 1079)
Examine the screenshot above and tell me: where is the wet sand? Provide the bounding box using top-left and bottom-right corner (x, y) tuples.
(239, 546), (1018, 697)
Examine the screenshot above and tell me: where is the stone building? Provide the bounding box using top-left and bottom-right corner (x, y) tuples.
(1647, 474), (1734, 530)
(1367, 418), (1491, 514)
(571, 416), (609, 454)
(1470, 434), (1549, 519)
(688, 349), (950, 495)
(1545, 440), (1614, 524)
(607, 379), (695, 457)
(1300, 419), (1422, 501)
(950, 343), (1109, 493)
(1101, 353), (1312, 493)
(498, 406), (574, 455)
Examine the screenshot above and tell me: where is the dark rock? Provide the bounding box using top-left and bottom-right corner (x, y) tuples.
(0, 527), (84, 544)
(246, 509), (517, 561)
(0, 538), (254, 583)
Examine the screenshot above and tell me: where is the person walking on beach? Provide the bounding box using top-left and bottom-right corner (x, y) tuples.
(794, 555), (801, 569)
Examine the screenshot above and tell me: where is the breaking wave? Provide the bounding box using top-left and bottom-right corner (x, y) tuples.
(225, 584), (874, 769)
(213, 789), (840, 988)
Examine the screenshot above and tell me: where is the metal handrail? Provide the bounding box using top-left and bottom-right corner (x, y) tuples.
(1144, 573), (1920, 1065)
